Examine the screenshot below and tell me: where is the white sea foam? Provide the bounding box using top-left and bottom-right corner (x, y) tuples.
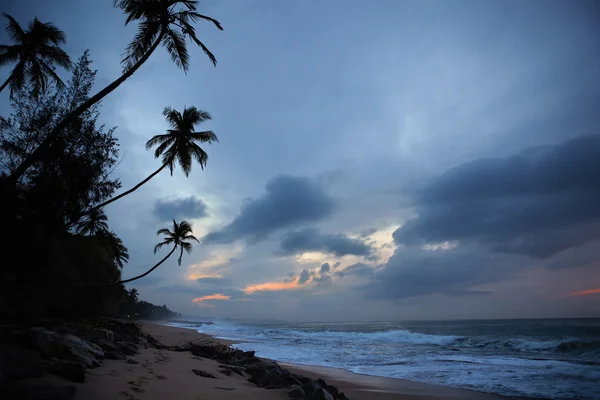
(165, 319), (600, 400)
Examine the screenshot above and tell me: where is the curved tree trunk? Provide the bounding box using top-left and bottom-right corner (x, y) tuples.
(118, 245), (177, 284)
(65, 163), (168, 230)
(0, 74), (12, 94)
(93, 162), (168, 212)
(7, 30), (166, 186)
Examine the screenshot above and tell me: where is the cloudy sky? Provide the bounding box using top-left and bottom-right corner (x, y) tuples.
(3, 0), (599, 321)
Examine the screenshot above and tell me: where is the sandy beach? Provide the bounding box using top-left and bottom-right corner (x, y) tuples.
(69, 322), (508, 400)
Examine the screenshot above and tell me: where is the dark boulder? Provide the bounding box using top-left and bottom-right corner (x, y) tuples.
(44, 359), (85, 383)
(115, 341), (138, 356)
(311, 388), (334, 400)
(317, 378), (328, 388)
(326, 385), (339, 397)
(192, 369), (217, 378)
(283, 375), (303, 387)
(287, 385), (306, 399)
(336, 392), (348, 399)
(302, 380), (322, 396)
(22, 328), (103, 368)
(218, 365), (244, 377)
(0, 344), (43, 381)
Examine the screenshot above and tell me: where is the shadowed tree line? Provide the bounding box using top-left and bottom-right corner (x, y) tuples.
(0, 0), (222, 320)
(118, 289), (182, 320)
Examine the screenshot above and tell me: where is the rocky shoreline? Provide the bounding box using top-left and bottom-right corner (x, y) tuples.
(0, 319), (347, 400)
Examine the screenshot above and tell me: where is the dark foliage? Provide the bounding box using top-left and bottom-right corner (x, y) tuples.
(0, 13), (72, 97)
(0, 52), (128, 319)
(118, 288), (181, 320)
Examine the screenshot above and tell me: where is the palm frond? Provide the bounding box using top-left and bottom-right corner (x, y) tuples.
(154, 241), (168, 254)
(38, 45), (72, 69)
(177, 219), (193, 233)
(163, 28), (189, 72)
(186, 29), (217, 66)
(38, 60), (66, 91)
(183, 11), (223, 30)
(162, 106), (182, 128)
(188, 144), (208, 170)
(122, 19), (160, 71)
(182, 233), (199, 242)
(180, 241), (193, 254)
(146, 133), (175, 150)
(0, 46), (19, 66)
(152, 137), (176, 158)
(2, 13), (25, 42)
(156, 227), (172, 236)
(38, 21), (67, 45)
(177, 247), (184, 265)
(176, 147), (193, 176)
(191, 130), (218, 142)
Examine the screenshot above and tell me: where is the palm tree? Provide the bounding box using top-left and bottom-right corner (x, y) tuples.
(118, 219), (198, 284)
(8, 0), (222, 185)
(76, 209), (109, 235)
(0, 13), (72, 98)
(91, 106), (217, 211)
(97, 230), (130, 268)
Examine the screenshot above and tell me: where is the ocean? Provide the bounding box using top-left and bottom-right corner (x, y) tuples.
(167, 318), (600, 400)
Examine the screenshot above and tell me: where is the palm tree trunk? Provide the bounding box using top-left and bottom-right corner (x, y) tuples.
(7, 30), (166, 186)
(93, 162), (168, 211)
(0, 74), (12, 94)
(118, 245), (177, 284)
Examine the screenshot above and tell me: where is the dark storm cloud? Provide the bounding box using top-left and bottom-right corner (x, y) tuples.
(153, 196), (208, 221)
(204, 175), (336, 244)
(312, 274), (332, 287)
(279, 228), (374, 257)
(362, 246), (526, 300)
(298, 269), (311, 285)
(393, 135), (600, 257)
(335, 263), (377, 278)
(320, 263), (330, 274)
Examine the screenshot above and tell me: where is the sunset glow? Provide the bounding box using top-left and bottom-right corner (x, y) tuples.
(187, 273), (223, 280)
(571, 288), (600, 296)
(243, 279), (300, 294)
(192, 294), (230, 302)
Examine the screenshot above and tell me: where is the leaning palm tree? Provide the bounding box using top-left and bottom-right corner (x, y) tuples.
(91, 106), (217, 211)
(8, 0), (222, 185)
(0, 13), (72, 97)
(76, 209), (109, 235)
(118, 219), (198, 284)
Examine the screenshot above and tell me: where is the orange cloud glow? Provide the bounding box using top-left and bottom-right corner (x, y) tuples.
(243, 279), (300, 294)
(192, 294), (230, 303)
(187, 273), (222, 280)
(571, 288), (600, 296)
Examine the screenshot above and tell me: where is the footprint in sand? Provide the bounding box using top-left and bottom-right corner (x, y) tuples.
(156, 375), (167, 380)
(131, 387), (145, 393)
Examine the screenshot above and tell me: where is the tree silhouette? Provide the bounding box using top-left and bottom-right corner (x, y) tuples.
(91, 105), (217, 211)
(0, 13), (71, 98)
(76, 209), (109, 235)
(8, 0), (222, 185)
(118, 219), (198, 284)
(96, 230), (130, 269)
